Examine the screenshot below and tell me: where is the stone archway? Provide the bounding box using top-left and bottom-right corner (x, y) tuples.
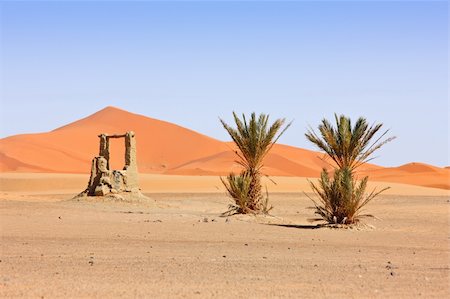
(75, 131), (146, 200)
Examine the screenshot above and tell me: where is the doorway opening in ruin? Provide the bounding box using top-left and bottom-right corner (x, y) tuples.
(108, 137), (126, 170)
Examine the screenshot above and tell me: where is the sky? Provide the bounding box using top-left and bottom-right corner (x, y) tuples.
(0, 0), (448, 167)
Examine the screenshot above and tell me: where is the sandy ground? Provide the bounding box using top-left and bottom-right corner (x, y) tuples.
(1, 173), (449, 196)
(1, 174), (449, 298)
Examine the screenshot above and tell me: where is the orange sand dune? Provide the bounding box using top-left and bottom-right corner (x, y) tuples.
(0, 106), (448, 190)
(167, 150), (320, 177)
(0, 107), (229, 173)
(168, 143), (382, 177)
(360, 162), (450, 190)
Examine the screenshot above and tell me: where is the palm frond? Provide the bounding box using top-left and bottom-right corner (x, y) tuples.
(306, 114), (395, 170)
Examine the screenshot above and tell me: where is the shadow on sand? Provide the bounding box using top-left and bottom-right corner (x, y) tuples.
(266, 223), (322, 230)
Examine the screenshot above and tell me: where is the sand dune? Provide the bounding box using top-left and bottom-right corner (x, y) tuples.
(0, 107), (229, 173)
(1, 106), (448, 190)
(360, 163), (450, 190)
(166, 150), (320, 177)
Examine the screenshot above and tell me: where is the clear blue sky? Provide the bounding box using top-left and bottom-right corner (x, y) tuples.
(0, 1), (448, 167)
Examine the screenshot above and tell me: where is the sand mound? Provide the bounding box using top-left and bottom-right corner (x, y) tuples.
(72, 192), (154, 204)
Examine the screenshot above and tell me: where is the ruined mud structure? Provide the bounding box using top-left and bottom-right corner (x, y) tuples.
(75, 131), (147, 201)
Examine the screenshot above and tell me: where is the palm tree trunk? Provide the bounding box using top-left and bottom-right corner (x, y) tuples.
(247, 169), (262, 211)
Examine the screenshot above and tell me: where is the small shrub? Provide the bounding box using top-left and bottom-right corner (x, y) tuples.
(307, 168), (387, 224)
(221, 172), (272, 216)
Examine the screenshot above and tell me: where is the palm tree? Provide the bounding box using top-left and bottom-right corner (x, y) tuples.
(220, 112), (291, 214)
(305, 114), (395, 225)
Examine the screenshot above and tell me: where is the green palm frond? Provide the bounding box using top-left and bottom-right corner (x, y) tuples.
(305, 114), (395, 170)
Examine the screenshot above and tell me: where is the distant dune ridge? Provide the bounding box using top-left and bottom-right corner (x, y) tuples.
(0, 106), (448, 190)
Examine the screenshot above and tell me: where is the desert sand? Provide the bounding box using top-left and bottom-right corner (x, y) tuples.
(1, 173), (449, 197)
(1, 106), (449, 297)
(1, 106), (449, 190)
(1, 173), (449, 298)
